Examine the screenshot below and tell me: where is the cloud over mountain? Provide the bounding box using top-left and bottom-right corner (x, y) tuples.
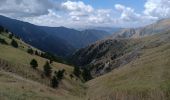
(0, 0), (169, 28)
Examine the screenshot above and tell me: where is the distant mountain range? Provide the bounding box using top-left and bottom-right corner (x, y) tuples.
(39, 26), (110, 49)
(71, 18), (170, 77)
(77, 27), (122, 34)
(0, 15), (111, 57)
(110, 18), (170, 38)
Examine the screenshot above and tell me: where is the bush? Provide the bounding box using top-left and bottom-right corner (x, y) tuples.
(82, 68), (92, 81)
(0, 38), (8, 45)
(40, 52), (65, 64)
(27, 48), (34, 55)
(9, 34), (13, 39)
(30, 59), (38, 69)
(11, 39), (18, 48)
(69, 74), (74, 79)
(56, 69), (65, 80)
(51, 76), (59, 88)
(73, 66), (81, 77)
(43, 61), (52, 77)
(0, 26), (4, 32)
(35, 50), (39, 56)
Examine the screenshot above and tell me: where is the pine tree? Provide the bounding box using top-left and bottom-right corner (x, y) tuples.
(51, 76), (59, 88)
(27, 48), (34, 55)
(11, 39), (18, 48)
(73, 66), (81, 77)
(56, 69), (65, 80)
(9, 34), (13, 39)
(43, 61), (52, 77)
(82, 68), (92, 81)
(35, 50), (39, 56)
(30, 59), (38, 69)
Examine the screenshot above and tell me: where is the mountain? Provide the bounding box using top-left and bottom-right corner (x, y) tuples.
(39, 26), (110, 48)
(86, 31), (170, 100)
(1, 17), (170, 100)
(88, 27), (123, 34)
(111, 18), (170, 38)
(0, 15), (74, 57)
(0, 15), (110, 57)
(70, 27), (170, 99)
(77, 27), (122, 34)
(71, 19), (170, 77)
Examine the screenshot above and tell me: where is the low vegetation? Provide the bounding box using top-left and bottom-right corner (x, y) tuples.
(0, 29), (86, 100)
(30, 59), (38, 69)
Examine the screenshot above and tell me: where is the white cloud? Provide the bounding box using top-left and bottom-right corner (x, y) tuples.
(21, 10), (63, 26)
(115, 4), (141, 21)
(61, 1), (114, 26)
(61, 1), (94, 18)
(144, 0), (170, 19)
(0, 0), (168, 28)
(0, 0), (55, 17)
(62, 1), (94, 13)
(88, 9), (112, 23)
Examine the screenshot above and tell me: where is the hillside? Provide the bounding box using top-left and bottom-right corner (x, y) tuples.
(40, 27), (110, 49)
(110, 18), (170, 39)
(0, 15), (75, 57)
(86, 31), (170, 100)
(1, 21), (170, 100)
(71, 37), (140, 77)
(0, 15), (110, 57)
(71, 18), (170, 77)
(0, 28), (86, 100)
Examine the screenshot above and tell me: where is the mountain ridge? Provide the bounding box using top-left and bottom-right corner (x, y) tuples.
(0, 15), (110, 57)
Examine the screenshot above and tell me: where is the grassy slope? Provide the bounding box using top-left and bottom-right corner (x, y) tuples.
(86, 32), (170, 100)
(0, 70), (81, 100)
(0, 32), (86, 100)
(1, 30), (170, 100)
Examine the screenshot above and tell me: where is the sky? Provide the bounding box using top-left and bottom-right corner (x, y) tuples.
(0, 0), (170, 28)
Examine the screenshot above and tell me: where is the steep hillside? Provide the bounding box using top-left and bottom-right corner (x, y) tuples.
(71, 19), (170, 77)
(111, 18), (170, 38)
(0, 15), (110, 57)
(39, 27), (110, 48)
(86, 32), (170, 100)
(71, 37), (140, 77)
(0, 28), (86, 100)
(0, 15), (74, 57)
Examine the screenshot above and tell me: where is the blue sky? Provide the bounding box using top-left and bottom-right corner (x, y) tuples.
(0, 0), (170, 28)
(83, 0), (146, 12)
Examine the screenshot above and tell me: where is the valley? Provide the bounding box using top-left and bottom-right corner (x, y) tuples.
(0, 15), (170, 100)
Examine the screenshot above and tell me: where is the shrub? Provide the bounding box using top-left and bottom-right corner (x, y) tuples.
(27, 48), (34, 55)
(0, 38), (8, 45)
(9, 34), (13, 39)
(43, 61), (52, 77)
(69, 74), (74, 79)
(73, 66), (81, 77)
(0, 26), (4, 32)
(35, 50), (39, 56)
(40, 52), (65, 64)
(56, 69), (65, 80)
(11, 39), (18, 48)
(51, 76), (59, 88)
(82, 68), (92, 81)
(30, 59), (38, 69)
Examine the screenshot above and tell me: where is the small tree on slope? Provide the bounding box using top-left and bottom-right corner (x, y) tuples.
(43, 61), (52, 77)
(30, 59), (38, 69)
(11, 39), (18, 48)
